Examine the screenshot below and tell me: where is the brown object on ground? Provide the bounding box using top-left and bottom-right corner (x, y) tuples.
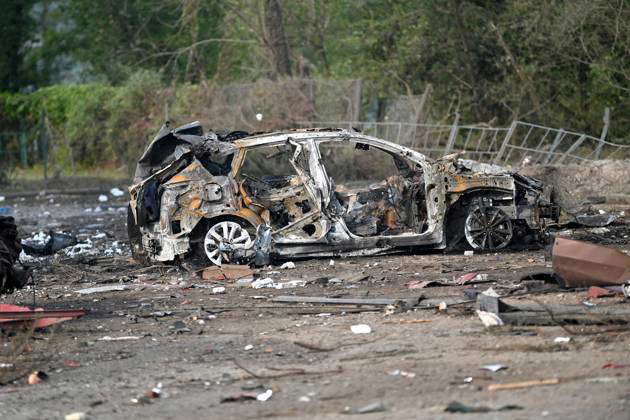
(0, 304), (87, 329)
(488, 378), (560, 391)
(27, 371), (49, 385)
(201, 264), (254, 281)
(553, 237), (630, 287)
(587, 286), (616, 298)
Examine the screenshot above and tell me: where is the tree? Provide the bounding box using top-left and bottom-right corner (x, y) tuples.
(0, 0), (36, 92)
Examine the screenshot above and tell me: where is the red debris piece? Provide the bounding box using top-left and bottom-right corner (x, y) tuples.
(63, 360), (81, 368)
(587, 286), (616, 298)
(602, 363), (630, 369)
(0, 304), (87, 329)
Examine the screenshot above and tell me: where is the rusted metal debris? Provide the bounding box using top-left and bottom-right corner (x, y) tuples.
(128, 121), (563, 267)
(0, 304), (87, 329)
(553, 237), (630, 288)
(476, 294), (630, 326)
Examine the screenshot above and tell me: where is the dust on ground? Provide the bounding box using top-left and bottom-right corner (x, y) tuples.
(1, 187), (630, 419)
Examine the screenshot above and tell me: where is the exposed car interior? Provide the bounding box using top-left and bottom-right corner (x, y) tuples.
(317, 141), (429, 236)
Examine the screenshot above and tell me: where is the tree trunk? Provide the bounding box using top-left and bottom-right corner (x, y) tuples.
(264, 0), (292, 77)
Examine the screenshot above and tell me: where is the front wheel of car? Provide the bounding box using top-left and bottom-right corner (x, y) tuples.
(198, 220), (254, 266)
(464, 204), (513, 250)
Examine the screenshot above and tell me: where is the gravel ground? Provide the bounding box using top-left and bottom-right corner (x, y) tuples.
(0, 189), (629, 419)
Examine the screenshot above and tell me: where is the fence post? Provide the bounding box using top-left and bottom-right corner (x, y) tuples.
(556, 134), (586, 165)
(594, 107), (610, 160)
(444, 112), (460, 154)
(493, 120), (517, 165)
(19, 130), (28, 167)
(543, 128), (565, 165)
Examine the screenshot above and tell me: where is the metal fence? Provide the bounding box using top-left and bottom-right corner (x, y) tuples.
(298, 118), (630, 166)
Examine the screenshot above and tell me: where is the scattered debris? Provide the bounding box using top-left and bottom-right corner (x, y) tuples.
(0, 304), (87, 329)
(445, 401), (523, 413)
(587, 286), (616, 298)
(64, 413), (86, 420)
(477, 293), (630, 326)
(481, 364), (507, 372)
(342, 401), (386, 415)
(554, 337), (571, 344)
(256, 389), (273, 401)
(464, 250), (474, 256)
(487, 378), (559, 391)
(389, 369), (416, 378)
(271, 295), (420, 307)
(212, 286), (226, 294)
(350, 324), (372, 334)
(110, 187), (125, 197)
(476, 310), (504, 327)
(98, 194), (108, 202)
(27, 370), (49, 385)
(21, 231), (78, 256)
(202, 264), (254, 281)
(75, 285), (132, 295)
(553, 238), (630, 287)
(98, 336), (142, 341)
(280, 261), (296, 269)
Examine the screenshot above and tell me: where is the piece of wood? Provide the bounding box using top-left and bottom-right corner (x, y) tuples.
(271, 295), (421, 307)
(382, 319), (432, 325)
(488, 378), (560, 391)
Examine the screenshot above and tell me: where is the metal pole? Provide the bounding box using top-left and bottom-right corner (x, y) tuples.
(594, 107), (610, 159)
(543, 129), (565, 165)
(493, 120), (517, 165)
(445, 112), (460, 154)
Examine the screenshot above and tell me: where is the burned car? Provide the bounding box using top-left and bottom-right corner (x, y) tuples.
(128, 121), (560, 266)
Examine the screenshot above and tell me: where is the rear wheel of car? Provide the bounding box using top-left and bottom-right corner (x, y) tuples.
(195, 219), (254, 266)
(464, 203), (513, 250)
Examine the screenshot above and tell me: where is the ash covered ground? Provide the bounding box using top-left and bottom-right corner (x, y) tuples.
(1, 187), (630, 419)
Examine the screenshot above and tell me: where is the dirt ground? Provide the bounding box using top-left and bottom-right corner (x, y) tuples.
(1, 188), (630, 419)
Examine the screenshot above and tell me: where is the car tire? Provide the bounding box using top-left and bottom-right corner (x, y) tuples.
(191, 218), (256, 266)
(464, 202), (513, 250)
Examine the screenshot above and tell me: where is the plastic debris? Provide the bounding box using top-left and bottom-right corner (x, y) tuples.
(212, 287), (226, 294)
(280, 261), (296, 269)
(329, 259), (335, 266)
(554, 337), (571, 344)
(110, 187), (125, 197)
(350, 324), (372, 334)
(244, 344), (254, 351)
(343, 401), (386, 415)
(98, 194), (108, 202)
(65, 413), (87, 420)
(256, 389), (273, 401)
(476, 310), (504, 327)
(98, 336), (142, 341)
(481, 364), (507, 372)
(251, 278), (275, 289)
(464, 250), (474, 256)
(76, 285), (131, 294)
(389, 369), (416, 378)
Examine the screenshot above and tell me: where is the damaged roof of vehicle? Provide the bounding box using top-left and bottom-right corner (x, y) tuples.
(128, 121), (562, 267)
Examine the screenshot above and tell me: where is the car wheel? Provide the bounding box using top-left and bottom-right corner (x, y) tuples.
(202, 220), (254, 266)
(464, 203), (513, 250)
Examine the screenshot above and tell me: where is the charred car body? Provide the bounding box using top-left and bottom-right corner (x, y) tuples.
(128, 122), (560, 266)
